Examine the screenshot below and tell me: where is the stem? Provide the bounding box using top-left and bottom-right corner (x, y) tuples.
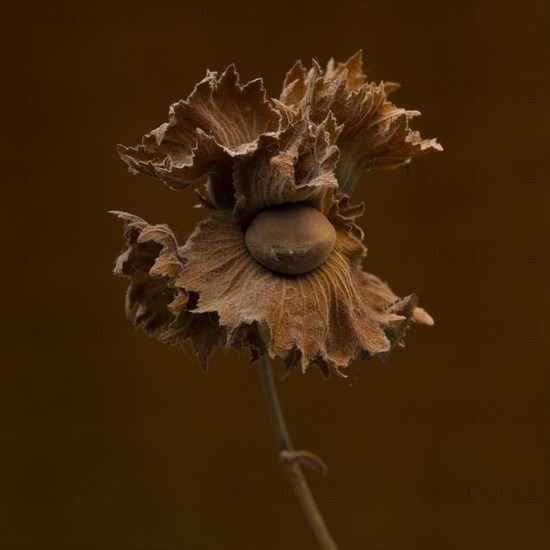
(258, 354), (338, 550)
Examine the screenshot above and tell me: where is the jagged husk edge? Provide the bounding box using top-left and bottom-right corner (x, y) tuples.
(280, 50), (442, 193)
(111, 203), (433, 377)
(117, 53), (442, 209)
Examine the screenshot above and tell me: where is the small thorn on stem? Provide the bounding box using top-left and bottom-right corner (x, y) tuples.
(280, 450), (329, 477)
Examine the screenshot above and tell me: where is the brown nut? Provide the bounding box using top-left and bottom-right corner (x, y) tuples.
(245, 203), (336, 275)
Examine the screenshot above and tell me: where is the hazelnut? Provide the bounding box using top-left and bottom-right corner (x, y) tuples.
(245, 204), (336, 275)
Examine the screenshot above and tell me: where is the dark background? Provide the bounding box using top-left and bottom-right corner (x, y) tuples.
(1, 1), (548, 549)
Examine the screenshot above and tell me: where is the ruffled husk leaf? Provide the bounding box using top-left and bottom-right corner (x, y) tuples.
(111, 207), (433, 377)
(118, 53), (441, 205)
(117, 65), (282, 210)
(280, 50), (442, 193)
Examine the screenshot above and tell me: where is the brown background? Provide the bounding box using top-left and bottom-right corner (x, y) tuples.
(1, 1), (548, 549)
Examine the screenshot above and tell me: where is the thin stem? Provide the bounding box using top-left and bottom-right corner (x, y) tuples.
(258, 354), (338, 550)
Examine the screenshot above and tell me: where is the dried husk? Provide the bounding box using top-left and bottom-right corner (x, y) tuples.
(112, 54), (439, 376)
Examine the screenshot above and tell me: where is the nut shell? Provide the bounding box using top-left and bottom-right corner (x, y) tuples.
(245, 204), (336, 275)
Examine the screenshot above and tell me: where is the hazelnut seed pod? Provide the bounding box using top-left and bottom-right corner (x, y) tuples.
(245, 203), (336, 275)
